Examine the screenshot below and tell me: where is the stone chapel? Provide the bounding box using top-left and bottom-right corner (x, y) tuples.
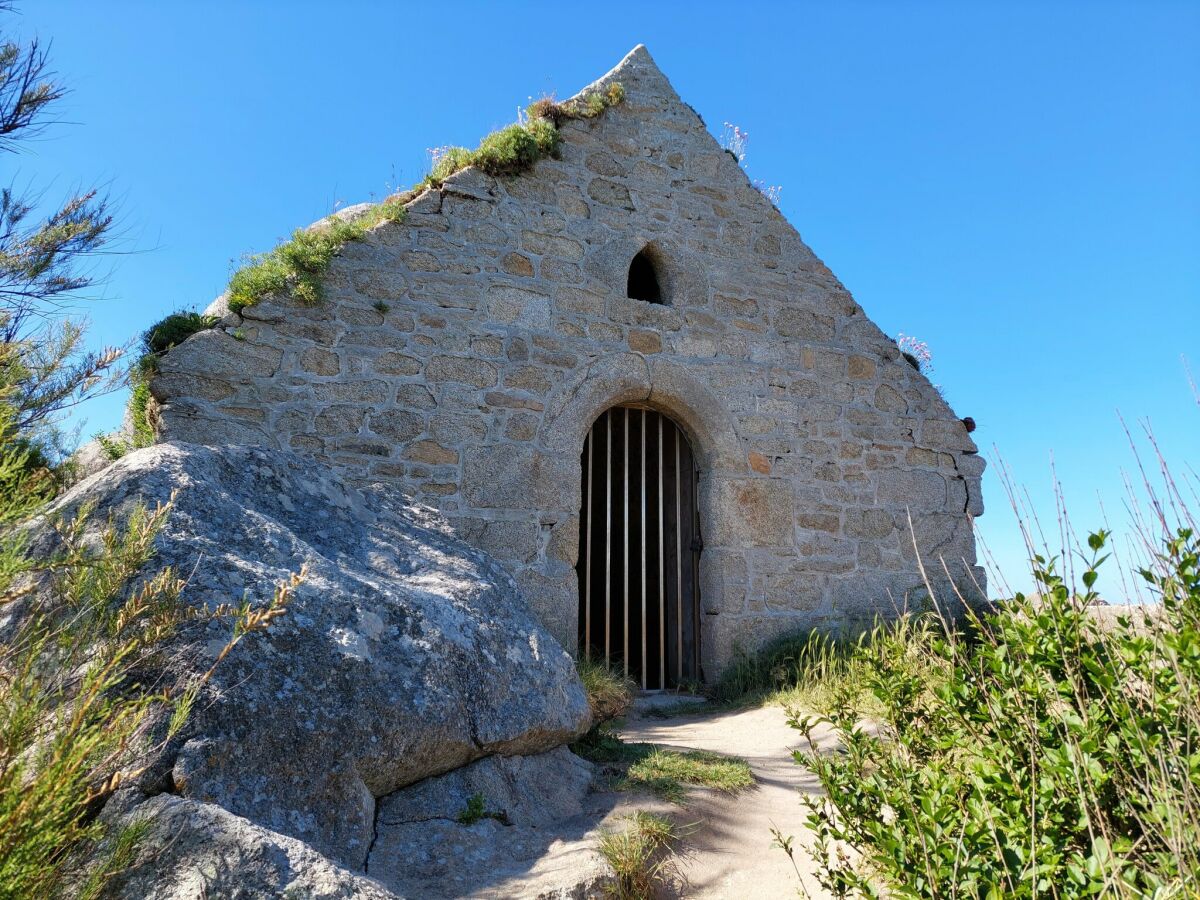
(150, 45), (985, 687)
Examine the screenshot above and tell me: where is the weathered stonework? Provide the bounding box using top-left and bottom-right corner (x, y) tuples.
(151, 45), (985, 678)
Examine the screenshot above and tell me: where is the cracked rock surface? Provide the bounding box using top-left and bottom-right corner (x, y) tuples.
(27, 442), (591, 893)
(368, 747), (615, 898)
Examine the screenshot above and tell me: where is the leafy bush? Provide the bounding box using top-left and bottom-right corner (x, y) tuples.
(787, 526), (1200, 897)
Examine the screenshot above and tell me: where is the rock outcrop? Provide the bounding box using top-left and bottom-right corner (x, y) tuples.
(29, 442), (593, 894)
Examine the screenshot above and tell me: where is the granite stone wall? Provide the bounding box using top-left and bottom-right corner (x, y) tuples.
(151, 46), (985, 678)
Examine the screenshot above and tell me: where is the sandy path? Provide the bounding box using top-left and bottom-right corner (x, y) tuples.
(619, 704), (835, 899)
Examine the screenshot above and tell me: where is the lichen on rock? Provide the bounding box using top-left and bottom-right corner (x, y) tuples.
(28, 442), (592, 894)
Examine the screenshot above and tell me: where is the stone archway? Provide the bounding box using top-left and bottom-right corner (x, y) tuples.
(577, 405), (700, 690)
(538, 354), (746, 683)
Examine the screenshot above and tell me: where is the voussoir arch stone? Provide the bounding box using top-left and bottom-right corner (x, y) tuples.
(540, 352), (652, 453)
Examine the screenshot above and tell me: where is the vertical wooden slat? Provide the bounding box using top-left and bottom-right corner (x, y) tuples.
(623, 407), (629, 675)
(578, 407), (703, 689)
(675, 429), (684, 683)
(658, 413), (665, 690)
(692, 455), (701, 678)
(584, 429), (592, 659)
(640, 408), (647, 690)
(605, 410), (612, 664)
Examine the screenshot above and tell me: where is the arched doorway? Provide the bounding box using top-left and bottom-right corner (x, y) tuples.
(577, 405), (701, 689)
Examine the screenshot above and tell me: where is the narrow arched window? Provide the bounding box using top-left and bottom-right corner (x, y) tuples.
(627, 249), (663, 304)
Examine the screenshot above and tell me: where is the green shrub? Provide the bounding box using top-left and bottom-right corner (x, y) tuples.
(472, 124), (544, 176)
(142, 312), (218, 355)
(226, 195), (406, 313)
(787, 527), (1200, 897)
(418, 82), (625, 191)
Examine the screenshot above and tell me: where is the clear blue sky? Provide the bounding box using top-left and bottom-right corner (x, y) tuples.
(11, 1), (1199, 596)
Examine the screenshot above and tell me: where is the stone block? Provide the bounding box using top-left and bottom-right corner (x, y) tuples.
(407, 440), (458, 466)
(427, 356), (498, 388)
(312, 381), (391, 404)
(844, 508), (895, 539)
(299, 348), (340, 376)
(158, 330), (283, 379)
(461, 447), (576, 511)
(367, 409), (423, 442)
(847, 355), (876, 380)
(315, 406), (366, 437)
(586, 178), (632, 207)
(520, 231), (584, 260)
(503, 412), (539, 442)
(500, 252), (534, 277)
(919, 419), (978, 453)
(628, 329), (662, 354)
(775, 308), (835, 341)
(487, 286), (552, 330)
(709, 477), (794, 548)
(373, 352), (421, 376)
(876, 469), (946, 511)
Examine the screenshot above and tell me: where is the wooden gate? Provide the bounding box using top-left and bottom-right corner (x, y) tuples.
(577, 406), (701, 690)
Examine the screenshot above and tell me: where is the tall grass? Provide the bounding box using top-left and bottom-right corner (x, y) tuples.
(0, 487), (299, 899)
(598, 811), (680, 899)
(782, 428), (1200, 898)
(714, 624), (904, 717)
(576, 657), (637, 725)
(0, 340), (299, 897)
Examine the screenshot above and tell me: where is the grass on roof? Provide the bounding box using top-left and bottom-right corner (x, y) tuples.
(224, 81), (625, 316)
(119, 81), (627, 451)
(227, 195), (408, 313)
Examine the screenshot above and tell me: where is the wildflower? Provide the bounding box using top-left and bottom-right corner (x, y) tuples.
(753, 180), (783, 206)
(426, 145), (454, 167)
(721, 121), (749, 162)
(897, 333), (934, 373)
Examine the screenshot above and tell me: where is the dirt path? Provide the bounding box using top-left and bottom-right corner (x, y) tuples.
(619, 704), (835, 899)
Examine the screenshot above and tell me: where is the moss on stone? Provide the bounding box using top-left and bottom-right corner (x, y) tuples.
(101, 311), (222, 459)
